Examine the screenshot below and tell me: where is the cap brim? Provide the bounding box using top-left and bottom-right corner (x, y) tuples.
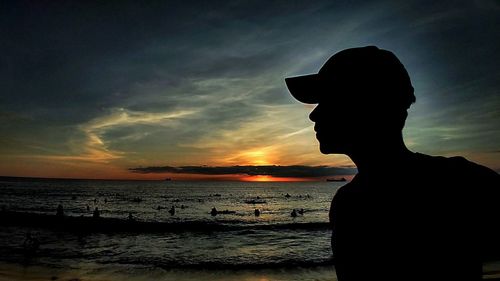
(285, 74), (322, 104)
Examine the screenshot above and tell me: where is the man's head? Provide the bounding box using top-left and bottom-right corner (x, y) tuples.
(285, 46), (415, 155)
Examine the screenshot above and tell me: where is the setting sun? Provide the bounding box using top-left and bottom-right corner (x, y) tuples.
(222, 148), (278, 166)
(244, 175), (273, 182)
(242, 150), (271, 165)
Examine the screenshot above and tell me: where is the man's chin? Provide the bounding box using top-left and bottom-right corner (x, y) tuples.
(319, 143), (346, 155)
(319, 144), (335, 154)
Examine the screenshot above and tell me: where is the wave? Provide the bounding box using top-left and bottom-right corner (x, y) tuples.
(0, 211), (331, 233)
(108, 256), (335, 270)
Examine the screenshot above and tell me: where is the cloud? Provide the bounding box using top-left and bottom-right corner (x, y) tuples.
(70, 108), (197, 162)
(1, 0), (499, 178)
(128, 165), (357, 178)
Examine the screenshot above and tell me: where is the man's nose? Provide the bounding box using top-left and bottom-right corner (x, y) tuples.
(309, 106), (320, 122)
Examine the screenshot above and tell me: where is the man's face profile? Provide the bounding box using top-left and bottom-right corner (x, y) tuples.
(286, 46), (416, 156)
(309, 100), (358, 155)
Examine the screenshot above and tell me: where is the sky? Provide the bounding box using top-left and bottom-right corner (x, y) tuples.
(1, 0), (499, 180)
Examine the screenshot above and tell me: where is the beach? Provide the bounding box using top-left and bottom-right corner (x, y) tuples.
(3, 261), (500, 281)
(0, 262), (338, 281)
(0, 178), (339, 281)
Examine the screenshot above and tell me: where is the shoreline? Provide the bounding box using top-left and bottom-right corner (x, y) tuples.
(0, 262), (338, 281)
(4, 261), (500, 281)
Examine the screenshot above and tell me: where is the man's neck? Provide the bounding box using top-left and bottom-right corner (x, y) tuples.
(348, 139), (413, 176)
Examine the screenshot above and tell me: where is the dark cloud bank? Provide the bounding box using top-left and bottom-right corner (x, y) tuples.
(129, 165), (357, 178)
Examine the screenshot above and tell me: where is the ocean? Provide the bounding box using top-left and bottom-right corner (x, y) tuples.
(0, 178), (342, 281)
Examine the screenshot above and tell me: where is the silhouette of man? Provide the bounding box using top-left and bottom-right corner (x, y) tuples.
(285, 46), (500, 280)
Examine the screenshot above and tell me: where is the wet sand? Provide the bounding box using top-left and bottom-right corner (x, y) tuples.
(484, 261), (500, 280)
(0, 262), (338, 281)
(3, 261), (500, 280)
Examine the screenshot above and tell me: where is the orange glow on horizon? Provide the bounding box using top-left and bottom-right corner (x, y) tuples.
(239, 175), (317, 182)
(0, 156), (338, 182)
(140, 174), (320, 182)
(243, 175), (274, 182)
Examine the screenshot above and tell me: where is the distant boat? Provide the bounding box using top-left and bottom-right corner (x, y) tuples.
(164, 178), (172, 181)
(326, 177), (347, 182)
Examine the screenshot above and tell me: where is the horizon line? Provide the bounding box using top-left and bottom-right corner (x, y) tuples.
(0, 175), (338, 182)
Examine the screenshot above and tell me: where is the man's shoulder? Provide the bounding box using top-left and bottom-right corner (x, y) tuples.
(331, 179), (362, 204)
(414, 153), (499, 178)
(330, 181), (358, 220)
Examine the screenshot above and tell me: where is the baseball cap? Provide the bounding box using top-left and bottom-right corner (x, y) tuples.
(285, 46), (415, 110)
